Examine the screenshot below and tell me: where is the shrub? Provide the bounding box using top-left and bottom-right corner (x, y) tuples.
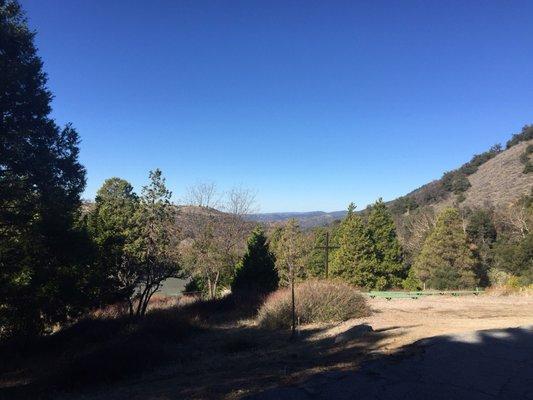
(506, 125), (533, 149)
(257, 280), (370, 329)
(402, 267), (422, 290)
(51, 307), (195, 388)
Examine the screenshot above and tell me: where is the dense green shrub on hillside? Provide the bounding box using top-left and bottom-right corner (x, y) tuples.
(506, 125), (533, 149)
(231, 227), (279, 296)
(441, 171), (471, 194)
(492, 234), (533, 285)
(390, 196), (419, 215)
(459, 144), (502, 175)
(520, 144), (533, 173)
(257, 280), (370, 329)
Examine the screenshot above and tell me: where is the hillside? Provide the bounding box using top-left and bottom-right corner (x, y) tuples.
(392, 136), (533, 214)
(246, 210), (346, 229)
(456, 140), (533, 209)
(249, 126), (533, 227)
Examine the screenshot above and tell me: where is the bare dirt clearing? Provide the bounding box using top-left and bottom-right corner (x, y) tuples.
(318, 295), (533, 353)
(44, 295), (533, 400)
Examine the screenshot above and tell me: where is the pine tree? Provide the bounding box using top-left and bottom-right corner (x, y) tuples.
(367, 199), (405, 289)
(0, 1), (90, 337)
(414, 208), (478, 289)
(307, 227), (328, 278)
(330, 203), (377, 288)
(231, 226), (279, 296)
(86, 178), (139, 304)
(126, 169), (181, 316)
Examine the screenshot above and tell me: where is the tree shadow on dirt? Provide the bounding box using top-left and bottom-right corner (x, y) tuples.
(247, 325), (533, 400)
(0, 294), (416, 400)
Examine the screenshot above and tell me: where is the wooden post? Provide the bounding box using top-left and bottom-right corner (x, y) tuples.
(315, 231), (339, 279)
(290, 262), (296, 339)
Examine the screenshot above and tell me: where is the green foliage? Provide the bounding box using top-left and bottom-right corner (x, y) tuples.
(367, 199), (406, 288)
(86, 178), (139, 303)
(390, 196), (418, 215)
(506, 125), (533, 149)
(402, 267), (422, 290)
(271, 219), (307, 286)
(466, 209), (497, 246)
(492, 233), (533, 285)
(0, 1), (92, 338)
(184, 276), (207, 296)
(459, 144), (502, 175)
(520, 144), (533, 174)
(330, 204), (378, 288)
(330, 201), (405, 289)
(442, 171), (471, 194)
(306, 227), (328, 278)
(414, 208), (478, 289)
(464, 208), (497, 285)
(125, 170), (181, 316)
(231, 227), (279, 296)
(88, 171), (180, 317)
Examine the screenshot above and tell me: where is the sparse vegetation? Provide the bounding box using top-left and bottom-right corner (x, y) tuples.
(257, 280), (370, 329)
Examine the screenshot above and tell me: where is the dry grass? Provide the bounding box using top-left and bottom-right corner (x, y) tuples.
(485, 284), (533, 296)
(438, 139), (533, 210)
(2, 293), (532, 400)
(257, 280), (370, 329)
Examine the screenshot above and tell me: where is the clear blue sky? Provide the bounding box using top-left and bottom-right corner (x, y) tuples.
(21, 0), (533, 212)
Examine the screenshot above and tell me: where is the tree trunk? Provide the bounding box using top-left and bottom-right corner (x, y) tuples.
(290, 263), (296, 339)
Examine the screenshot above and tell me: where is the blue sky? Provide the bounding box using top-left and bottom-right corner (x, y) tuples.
(22, 0), (533, 212)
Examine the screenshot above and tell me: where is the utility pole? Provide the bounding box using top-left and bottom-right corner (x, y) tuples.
(314, 231), (339, 278)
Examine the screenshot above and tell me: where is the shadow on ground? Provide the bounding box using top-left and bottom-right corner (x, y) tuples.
(248, 325), (533, 400)
(0, 296), (399, 400)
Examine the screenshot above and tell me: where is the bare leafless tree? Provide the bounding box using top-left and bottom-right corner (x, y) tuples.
(184, 181), (221, 209)
(180, 183), (256, 299)
(398, 207), (437, 260)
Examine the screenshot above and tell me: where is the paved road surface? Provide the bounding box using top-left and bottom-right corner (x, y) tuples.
(249, 325), (533, 400)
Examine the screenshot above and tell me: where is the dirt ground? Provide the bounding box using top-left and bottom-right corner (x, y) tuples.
(317, 295), (533, 351)
(54, 295), (532, 400)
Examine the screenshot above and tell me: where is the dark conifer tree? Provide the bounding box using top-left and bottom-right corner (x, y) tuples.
(231, 227), (279, 296)
(367, 199), (406, 288)
(0, 1), (90, 337)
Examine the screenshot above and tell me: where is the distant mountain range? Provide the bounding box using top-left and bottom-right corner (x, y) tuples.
(247, 127), (533, 229)
(246, 210), (347, 229)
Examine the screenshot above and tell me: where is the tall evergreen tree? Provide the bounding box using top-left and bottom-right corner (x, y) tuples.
(231, 226), (279, 296)
(414, 208), (478, 289)
(0, 1), (90, 337)
(330, 203), (377, 288)
(307, 227), (328, 278)
(367, 199), (405, 288)
(86, 178), (139, 304)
